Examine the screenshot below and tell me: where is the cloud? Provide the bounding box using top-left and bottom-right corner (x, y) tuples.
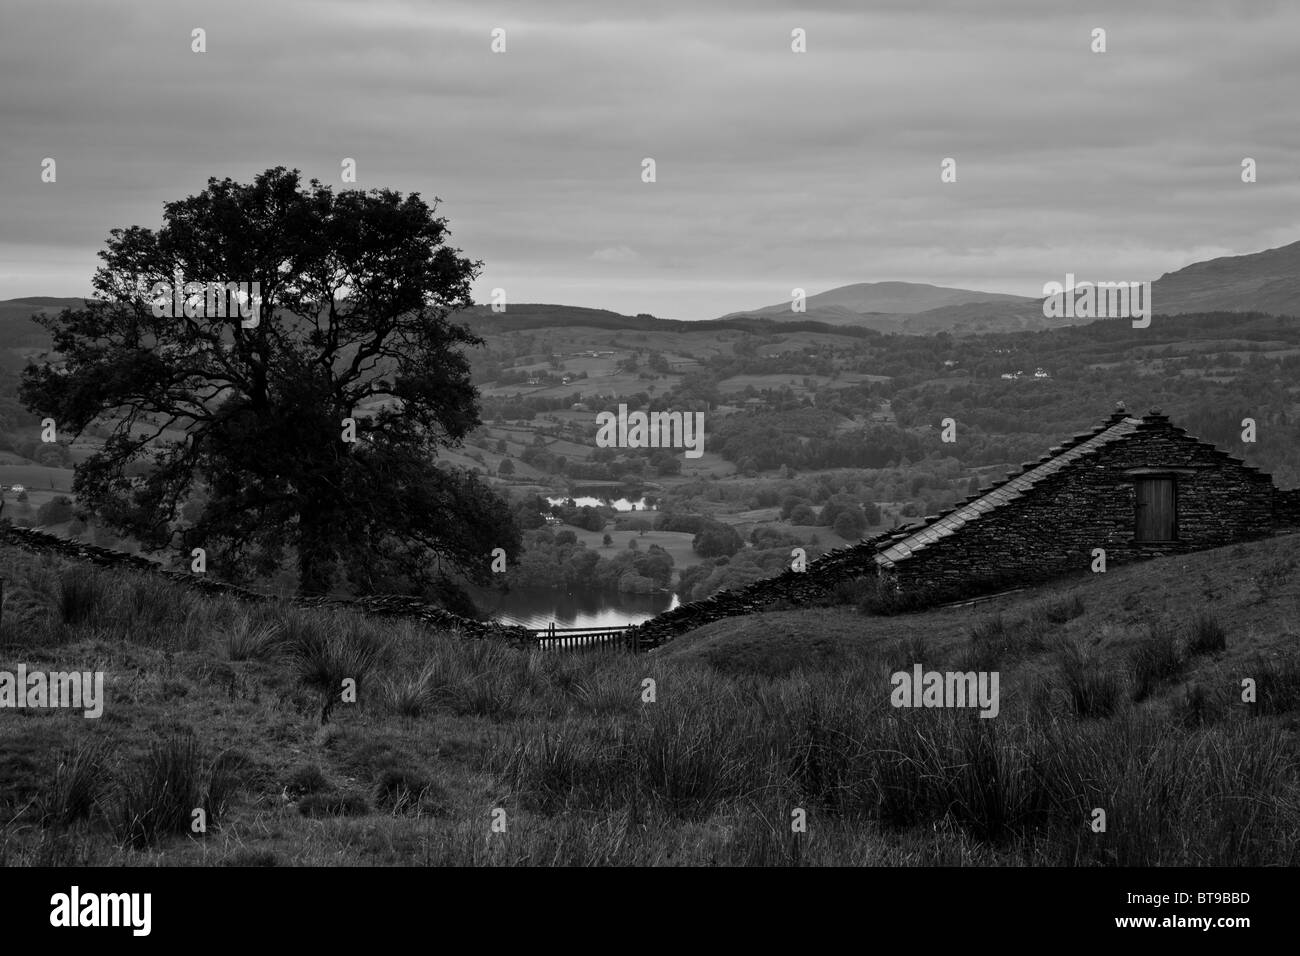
(1, 0), (1298, 318)
(590, 245), (640, 263)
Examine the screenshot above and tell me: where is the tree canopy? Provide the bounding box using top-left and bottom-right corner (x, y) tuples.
(20, 167), (520, 596)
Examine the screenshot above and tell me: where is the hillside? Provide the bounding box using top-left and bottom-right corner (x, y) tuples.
(658, 532), (1300, 682)
(0, 531), (1296, 866)
(723, 282), (1035, 324)
(716, 239), (1300, 335)
(1151, 239), (1300, 316)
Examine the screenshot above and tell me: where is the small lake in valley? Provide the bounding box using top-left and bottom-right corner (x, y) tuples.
(474, 586), (680, 630)
(545, 495), (656, 512)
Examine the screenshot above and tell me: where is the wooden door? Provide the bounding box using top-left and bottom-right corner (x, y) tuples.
(1135, 477), (1177, 542)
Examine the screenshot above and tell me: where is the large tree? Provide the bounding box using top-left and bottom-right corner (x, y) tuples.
(21, 167), (520, 597)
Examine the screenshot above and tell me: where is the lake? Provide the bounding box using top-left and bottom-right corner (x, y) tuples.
(473, 586), (680, 630)
(545, 495), (655, 512)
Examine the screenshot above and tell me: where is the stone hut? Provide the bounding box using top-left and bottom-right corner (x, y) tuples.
(627, 402), (1300, 650)
(874, 402), (1291, 593)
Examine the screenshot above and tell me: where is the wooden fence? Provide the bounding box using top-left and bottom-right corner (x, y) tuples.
(529, 624), (638, 653)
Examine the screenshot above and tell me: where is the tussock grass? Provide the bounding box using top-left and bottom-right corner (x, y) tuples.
(3, 535), (1298, 866)
(958, 612), (1048, 670)
(373, 767), (446, 816)
(1252, 653), (1300, 715)
(226, 613), (287, 662)
(493, 658), (1299, 864)
(37, 740), (111, 828)
(1037, 594), (1086, 625)
(1186, 612), (1228, 656)
(284, 764), (333, 798)
(290, 615), (386, 717)
(1175, 682), (1229, 727)
(111, 733), (245, 849)
(1128, 623), (1186, 701)
(382, 661), (443, 718)
(298, 793), (369, 818)
(1253, 553), (1296, 601)
(1057, 640), (1124, 718)
(56, 566), (103, 627)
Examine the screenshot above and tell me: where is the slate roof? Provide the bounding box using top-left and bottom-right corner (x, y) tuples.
(874, 414), (1144, 567)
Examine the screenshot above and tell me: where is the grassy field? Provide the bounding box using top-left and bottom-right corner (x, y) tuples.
(0, 464), (72, 493)
(570, 526), (697, 576)
(0, 531), (1296, 866)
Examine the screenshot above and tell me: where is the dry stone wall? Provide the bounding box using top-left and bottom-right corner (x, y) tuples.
(0, 523), (533, 644)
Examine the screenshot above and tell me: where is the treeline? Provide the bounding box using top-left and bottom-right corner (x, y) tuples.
(711, 408), (931, 471)
(677, 545), (796, 603)
(464, 304), (883, 340)
(504, 527), (674, 593)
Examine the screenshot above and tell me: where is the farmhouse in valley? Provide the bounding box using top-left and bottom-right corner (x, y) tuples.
(873, 402), (1300, 592)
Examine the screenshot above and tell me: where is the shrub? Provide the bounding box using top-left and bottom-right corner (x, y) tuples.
(373, 767), (446, 816)
(1038, 594), (1085, 625)
(284, 764), (333, 799)
(833, 510), (866, 540)
(36, 495), (75, 526)
(788, 504), (818, 526)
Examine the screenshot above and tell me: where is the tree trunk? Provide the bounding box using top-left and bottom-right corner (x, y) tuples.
(296, 509), (338, 597)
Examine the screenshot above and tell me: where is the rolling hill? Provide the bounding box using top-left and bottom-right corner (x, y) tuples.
(728, 281), (1035, 318)
(717, 239), (1300, 335)
(7, 237), (1300, 345)
(1150, 239), (1300, 316)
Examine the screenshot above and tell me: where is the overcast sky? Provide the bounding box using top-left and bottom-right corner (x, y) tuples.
(2, 0), (1298, 318)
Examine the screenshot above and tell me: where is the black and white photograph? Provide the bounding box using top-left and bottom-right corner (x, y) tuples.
(0, 0), (1293, 938)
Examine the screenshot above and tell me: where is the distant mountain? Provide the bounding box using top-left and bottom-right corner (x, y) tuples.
(1150, 240), (1300, 316)
(732, 281), (1035, 318)
(718, 282), (1043, 334)
(0, 297), (88, 350)
(720, 240), (1300, 334)
(0, 296), (87, 318)
(10, 237), (1300, 344)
